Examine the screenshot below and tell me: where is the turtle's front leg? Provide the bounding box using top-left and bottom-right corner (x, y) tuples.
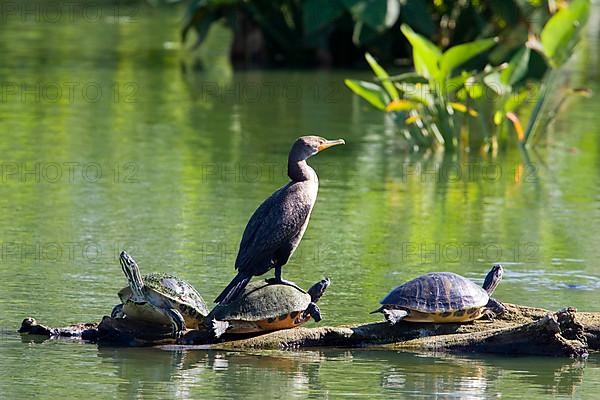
(165, 308), (187, 337)
(111, 304), (124, 318)
(486, 297), (507, 317)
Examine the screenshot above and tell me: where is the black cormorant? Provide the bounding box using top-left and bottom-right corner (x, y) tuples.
(214, 136), (345, 304)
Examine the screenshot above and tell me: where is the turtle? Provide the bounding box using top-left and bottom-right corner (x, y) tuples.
(111, 251), (209, 337)
(208, 278), (330, 337)
(372, 264), (506, 324)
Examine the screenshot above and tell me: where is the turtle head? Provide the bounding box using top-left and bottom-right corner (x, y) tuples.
(18, 317), (37, 333)
(307, 277), (331, 303)
(483, 264), (503, 295)
(119, 251), (136, 269)
(119, 251), (145, 301)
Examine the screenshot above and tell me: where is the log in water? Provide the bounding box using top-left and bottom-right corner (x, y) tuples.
(18, 304), (600, 357)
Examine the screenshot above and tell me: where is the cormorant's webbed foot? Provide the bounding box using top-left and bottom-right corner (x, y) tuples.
(264, 277), (307, 294)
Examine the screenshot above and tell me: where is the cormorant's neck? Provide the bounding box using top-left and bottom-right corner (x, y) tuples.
(288, 159), (316, 182)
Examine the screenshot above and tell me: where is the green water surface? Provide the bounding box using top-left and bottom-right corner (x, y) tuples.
(1, 2), (600, 398)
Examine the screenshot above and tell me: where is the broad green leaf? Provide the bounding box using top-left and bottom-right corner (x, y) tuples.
(344, 79), (389, 110)
(500, 47), (531, 86)
(400, 24), (441, 80)
(438, 37), (498, 84)
(541, 0), (590, 67)
(365, 53), (399, 100)
(303, 0), (345, 34)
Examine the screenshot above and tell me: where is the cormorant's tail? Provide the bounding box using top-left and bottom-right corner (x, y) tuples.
(214, 273), (251, 304)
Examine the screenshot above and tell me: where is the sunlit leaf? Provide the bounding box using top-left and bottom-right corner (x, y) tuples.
(400, 24), (441, 80)
(386, 99), (418, 112)
(494, 111), (504, 125)
(405, 114), (420, 125)
(438, 37), (498, 84)
(540, 0), (590, 67)
(344, 79), (389, 110)
(449, 102), (479, 117)
(449, 102), (467, 113)
(365, 53), (399, 100)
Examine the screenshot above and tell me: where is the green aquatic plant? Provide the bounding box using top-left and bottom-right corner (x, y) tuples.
(345, 0), (590, 152)
(346, 24), (501, 152)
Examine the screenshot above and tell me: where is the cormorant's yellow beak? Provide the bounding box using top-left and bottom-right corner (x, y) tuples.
(318, 138), (345, 152)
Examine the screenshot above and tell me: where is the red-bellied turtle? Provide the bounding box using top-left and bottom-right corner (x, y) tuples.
(209, 278), (330, 337)
(111, 251), (209, 337)
(372, 264), (506, 324)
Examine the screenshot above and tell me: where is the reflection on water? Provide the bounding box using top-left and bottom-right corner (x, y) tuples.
(6, 330), (591, 399)
(90, 346), (593, 399)
(1, 1), (600, 398)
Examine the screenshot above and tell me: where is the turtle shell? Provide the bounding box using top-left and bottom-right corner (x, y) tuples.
(210, 281), (311, 322)
(381, 272), (489, 314)
(119, 273), (209, 327)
